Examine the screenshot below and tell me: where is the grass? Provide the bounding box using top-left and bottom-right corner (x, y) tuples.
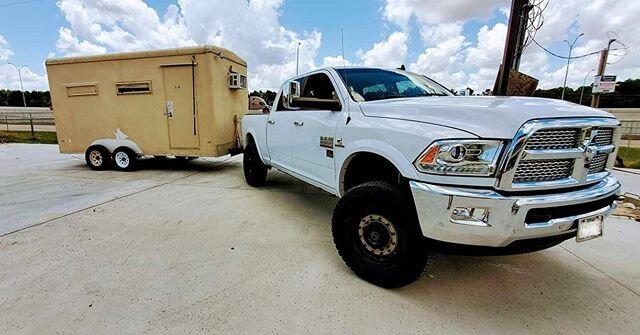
(0, 131), (58, 144)
(618, 146), (640, 169)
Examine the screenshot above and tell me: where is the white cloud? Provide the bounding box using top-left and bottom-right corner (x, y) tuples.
(0, 34), (14, 61)
(0, 34), (49, 91)
(521, 0), (640, 89)
(383, 0), (509, 28)
(54, 0), (323, 90)
(321, 55), (352, 68)
(374, 0), (639, 92)
(358, 31), (408, 68)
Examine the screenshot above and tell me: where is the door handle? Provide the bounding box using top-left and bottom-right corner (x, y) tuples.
(165, 100), (174, 117)
(293, 121), (304, 126)
(267, 120), (275, 125)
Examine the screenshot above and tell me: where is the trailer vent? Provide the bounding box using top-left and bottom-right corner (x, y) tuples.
(116, 81), (151, 95)
(229, 73), (247, 89)
(66, 83), (98, 97)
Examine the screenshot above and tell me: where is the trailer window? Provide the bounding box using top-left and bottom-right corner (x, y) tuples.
(116, 81), (152, 95)
(66, 83), (98, 97)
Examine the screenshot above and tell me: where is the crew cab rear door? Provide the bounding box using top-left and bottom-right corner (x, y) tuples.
(288, 71), (343, 189)
(266, 94), (296, 171)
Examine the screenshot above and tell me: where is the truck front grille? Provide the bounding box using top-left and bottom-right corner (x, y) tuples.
(594, 128), (614, 146)
(513, 159), (575, 183)
(499, 119), (620, 191)
(524, 128), (581, 150)
(588, 153), (609, 174)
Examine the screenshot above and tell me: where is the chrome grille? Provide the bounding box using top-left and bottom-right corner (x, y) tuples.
(513, 159), (575, 183)
(499, 118), (619, 191)
(594, 128), (614, 146)
(525, 128), (581, 150)
(588, 153), (608, 174)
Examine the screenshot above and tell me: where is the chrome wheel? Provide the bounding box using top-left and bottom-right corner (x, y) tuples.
(114, 151), (130, 168)
(358, 214), (398, 256)
(89, 150), (103, 167)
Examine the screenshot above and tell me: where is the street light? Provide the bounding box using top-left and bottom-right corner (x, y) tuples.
(296, 42), (301, 75)
(561, 33), (584, 101)
(579, 69), (595, 105)
(7, 62), (28, 107)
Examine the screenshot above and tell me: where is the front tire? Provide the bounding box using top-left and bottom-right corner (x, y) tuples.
(85, 145), (110, 170)
(112, 147), (137, 171)
(243, 139), (268, 187)
(332, 181), (432, 288)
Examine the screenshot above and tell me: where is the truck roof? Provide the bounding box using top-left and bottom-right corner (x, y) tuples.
(45, 45), (246, 66)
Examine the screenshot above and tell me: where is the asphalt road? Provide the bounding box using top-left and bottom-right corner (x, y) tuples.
(1, 144), (639, 334)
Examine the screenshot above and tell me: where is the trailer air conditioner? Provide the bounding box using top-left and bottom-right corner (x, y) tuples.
(229, 73), (247, 89)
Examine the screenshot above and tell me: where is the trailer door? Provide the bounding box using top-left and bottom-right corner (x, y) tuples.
(162, 62), (199, 149)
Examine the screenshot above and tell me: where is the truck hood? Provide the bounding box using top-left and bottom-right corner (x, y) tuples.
(359, 96), (615, 138)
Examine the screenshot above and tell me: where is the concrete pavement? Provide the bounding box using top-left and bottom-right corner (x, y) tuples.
(1, 144), (639, 334)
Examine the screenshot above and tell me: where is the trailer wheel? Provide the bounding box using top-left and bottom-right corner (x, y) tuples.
(112, 147), (137, 171)
(243, 139), (268, 187)
(85, 145), (110, 170)
(332, 181), (433, 288)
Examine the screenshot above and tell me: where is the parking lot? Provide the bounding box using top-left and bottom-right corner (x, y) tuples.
(1, 143), (639, 334)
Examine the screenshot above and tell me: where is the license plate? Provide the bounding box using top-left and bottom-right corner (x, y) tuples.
(576, 216), (603, 242)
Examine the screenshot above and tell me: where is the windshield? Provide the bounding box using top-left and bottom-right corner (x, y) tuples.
(335, 68), (453, 102)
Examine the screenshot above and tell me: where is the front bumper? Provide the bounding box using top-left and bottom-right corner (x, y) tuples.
(410, 174), (621, 247)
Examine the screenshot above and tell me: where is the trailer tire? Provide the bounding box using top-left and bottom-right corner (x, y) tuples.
(85, 145), (111, 170)
(332, 181), (432, 288)
(112, 147), (137, 171)
(243, 139), (268, 187)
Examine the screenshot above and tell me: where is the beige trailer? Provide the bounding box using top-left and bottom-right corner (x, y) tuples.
(45, 46), (248, 171)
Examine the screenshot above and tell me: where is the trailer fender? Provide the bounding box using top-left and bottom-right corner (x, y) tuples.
(89, 128), (143, 155)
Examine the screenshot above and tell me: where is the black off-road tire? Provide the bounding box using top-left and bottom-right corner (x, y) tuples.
(112, 147), (138, 172)
(332, 181), (432, 288)
(243, 139), (268, 187)
(85, 145), (111, 170)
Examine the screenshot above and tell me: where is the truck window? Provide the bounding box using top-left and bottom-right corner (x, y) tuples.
(290, 73), (341, 111)
(335, 68), (452, 102)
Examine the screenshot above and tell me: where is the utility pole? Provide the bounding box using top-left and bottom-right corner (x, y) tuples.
(591, 38), (616, 108)
(579, 69), (594, 105)
(296, 42), (301, 75)
(561, 33), (584, 100)
(495, 0), (531, 96)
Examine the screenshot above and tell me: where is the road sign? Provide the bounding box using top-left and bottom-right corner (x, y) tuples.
(592, 75), (617, 93)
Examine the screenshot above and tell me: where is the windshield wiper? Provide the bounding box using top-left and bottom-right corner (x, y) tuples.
(415, 92), (447, 97)
(367, 94), (405, 101)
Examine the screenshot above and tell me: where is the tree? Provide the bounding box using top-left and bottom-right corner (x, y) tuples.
(0, 89), (51, 107)
(533, 79), (640, 108)
(249, 90), (278, 105)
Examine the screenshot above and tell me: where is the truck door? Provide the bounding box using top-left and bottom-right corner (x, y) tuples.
(162, 61), (199, 149)
(289, 72), (342, 189)
(266, 94), (296, 171)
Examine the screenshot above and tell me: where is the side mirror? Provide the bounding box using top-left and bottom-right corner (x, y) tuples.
(283, 80), (301, 109)
(288, 81), (301, 100)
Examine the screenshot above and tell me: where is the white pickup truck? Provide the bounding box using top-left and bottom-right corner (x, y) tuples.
(241, 67), (621, 287)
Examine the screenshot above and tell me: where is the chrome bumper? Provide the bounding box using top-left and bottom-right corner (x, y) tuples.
(410, 174), (621, 247)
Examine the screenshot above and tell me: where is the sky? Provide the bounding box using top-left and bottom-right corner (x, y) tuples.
(0, 0), (638, 93)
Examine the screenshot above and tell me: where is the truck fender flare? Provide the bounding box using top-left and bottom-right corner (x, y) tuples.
(337, 139), (419, 196)
(244, 129), (269, 165)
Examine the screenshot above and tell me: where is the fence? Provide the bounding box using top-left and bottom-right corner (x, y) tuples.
(0, 107), (55, 135)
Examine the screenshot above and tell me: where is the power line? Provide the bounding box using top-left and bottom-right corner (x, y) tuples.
(0, 0), (44, 8)
(532, 38), (622, 60)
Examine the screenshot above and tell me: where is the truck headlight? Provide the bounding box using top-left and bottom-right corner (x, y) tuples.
(414, 140), (504, 176)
